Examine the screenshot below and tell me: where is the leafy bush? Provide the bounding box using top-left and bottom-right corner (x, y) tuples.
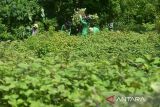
(0, 32), (14, 41)
(0, 54), (159, 107)
(0, 31), (160, 107)
(0, 0), (41, 24)
(143, 23), (155, 31)
(155, 19), (160, 33)
(0, 0), (41, 38)
(43, 18), (58, 31)
(12, 26), (32, 40)
(0, 19), (7, 34)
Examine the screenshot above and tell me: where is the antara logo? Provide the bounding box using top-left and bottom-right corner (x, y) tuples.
(106, 95), (115, 104)
(106, 95), (146, 104)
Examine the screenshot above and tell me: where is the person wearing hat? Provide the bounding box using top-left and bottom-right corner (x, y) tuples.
(32, 23), (38, 35)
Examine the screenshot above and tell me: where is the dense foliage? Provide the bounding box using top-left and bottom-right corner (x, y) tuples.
(0, 0), (160, 107)
(0, 31), (160, 107)
(0, 0), (41, 40)
(0, 0), (160, 39)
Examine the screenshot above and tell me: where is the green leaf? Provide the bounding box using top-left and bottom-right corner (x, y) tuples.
(125, 78), (135, 84)
(91, 74), (99, 81)
(18, 63), (29, 69)
(127, 87), (135, 93)
(11, 94), (19, 99)
(8, 99), (17, 107)
(4, 95), (10, 100)
(31, 63), (41, 69)
(48, 89), (57, 95)
(17, 99), (24, 104)
(4, 77), (14, 83)
(25, 89), (34, 96)
(58, 85), (65, 92)
(19, 83), (28, 89)
(144, 55), (152, 61)
(141, 77), (148, 82)
(0, 86), (10, 91)
(152, 57), (160, 64)
(135, 58), (146, 63)
(30, 101), (45, 107)
(151, 82), (160, 93)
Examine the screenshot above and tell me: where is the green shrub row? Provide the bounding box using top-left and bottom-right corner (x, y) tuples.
(0, 54), (160, 107)
(0, 31), (160, 107)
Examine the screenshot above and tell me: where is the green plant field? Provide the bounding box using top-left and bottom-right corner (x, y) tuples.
(0, 31), (160, 107)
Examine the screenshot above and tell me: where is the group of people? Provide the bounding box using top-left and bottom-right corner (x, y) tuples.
(61, 14), (100, 36)
(32, 14), (100, 36)
(79, 14), (100, 36)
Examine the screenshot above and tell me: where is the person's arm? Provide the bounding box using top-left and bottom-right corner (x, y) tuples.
(61, 24), (65, 31)
(79, 15), (87, 25)
(68, 28), (71, 35)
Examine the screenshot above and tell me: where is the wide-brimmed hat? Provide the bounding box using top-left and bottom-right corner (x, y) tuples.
(33, 24), (38, 28)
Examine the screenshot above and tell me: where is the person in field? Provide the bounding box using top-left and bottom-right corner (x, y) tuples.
(32, 23), (38, 35)
(79, 14), (89, 36)
(61, 21), (72, 35)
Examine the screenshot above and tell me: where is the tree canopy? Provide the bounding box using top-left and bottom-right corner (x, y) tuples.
(0, 0), (160, 39)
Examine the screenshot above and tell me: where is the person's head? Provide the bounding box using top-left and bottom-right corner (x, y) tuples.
(33, 24), (38, 29)
(89, 27), (93, 32)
